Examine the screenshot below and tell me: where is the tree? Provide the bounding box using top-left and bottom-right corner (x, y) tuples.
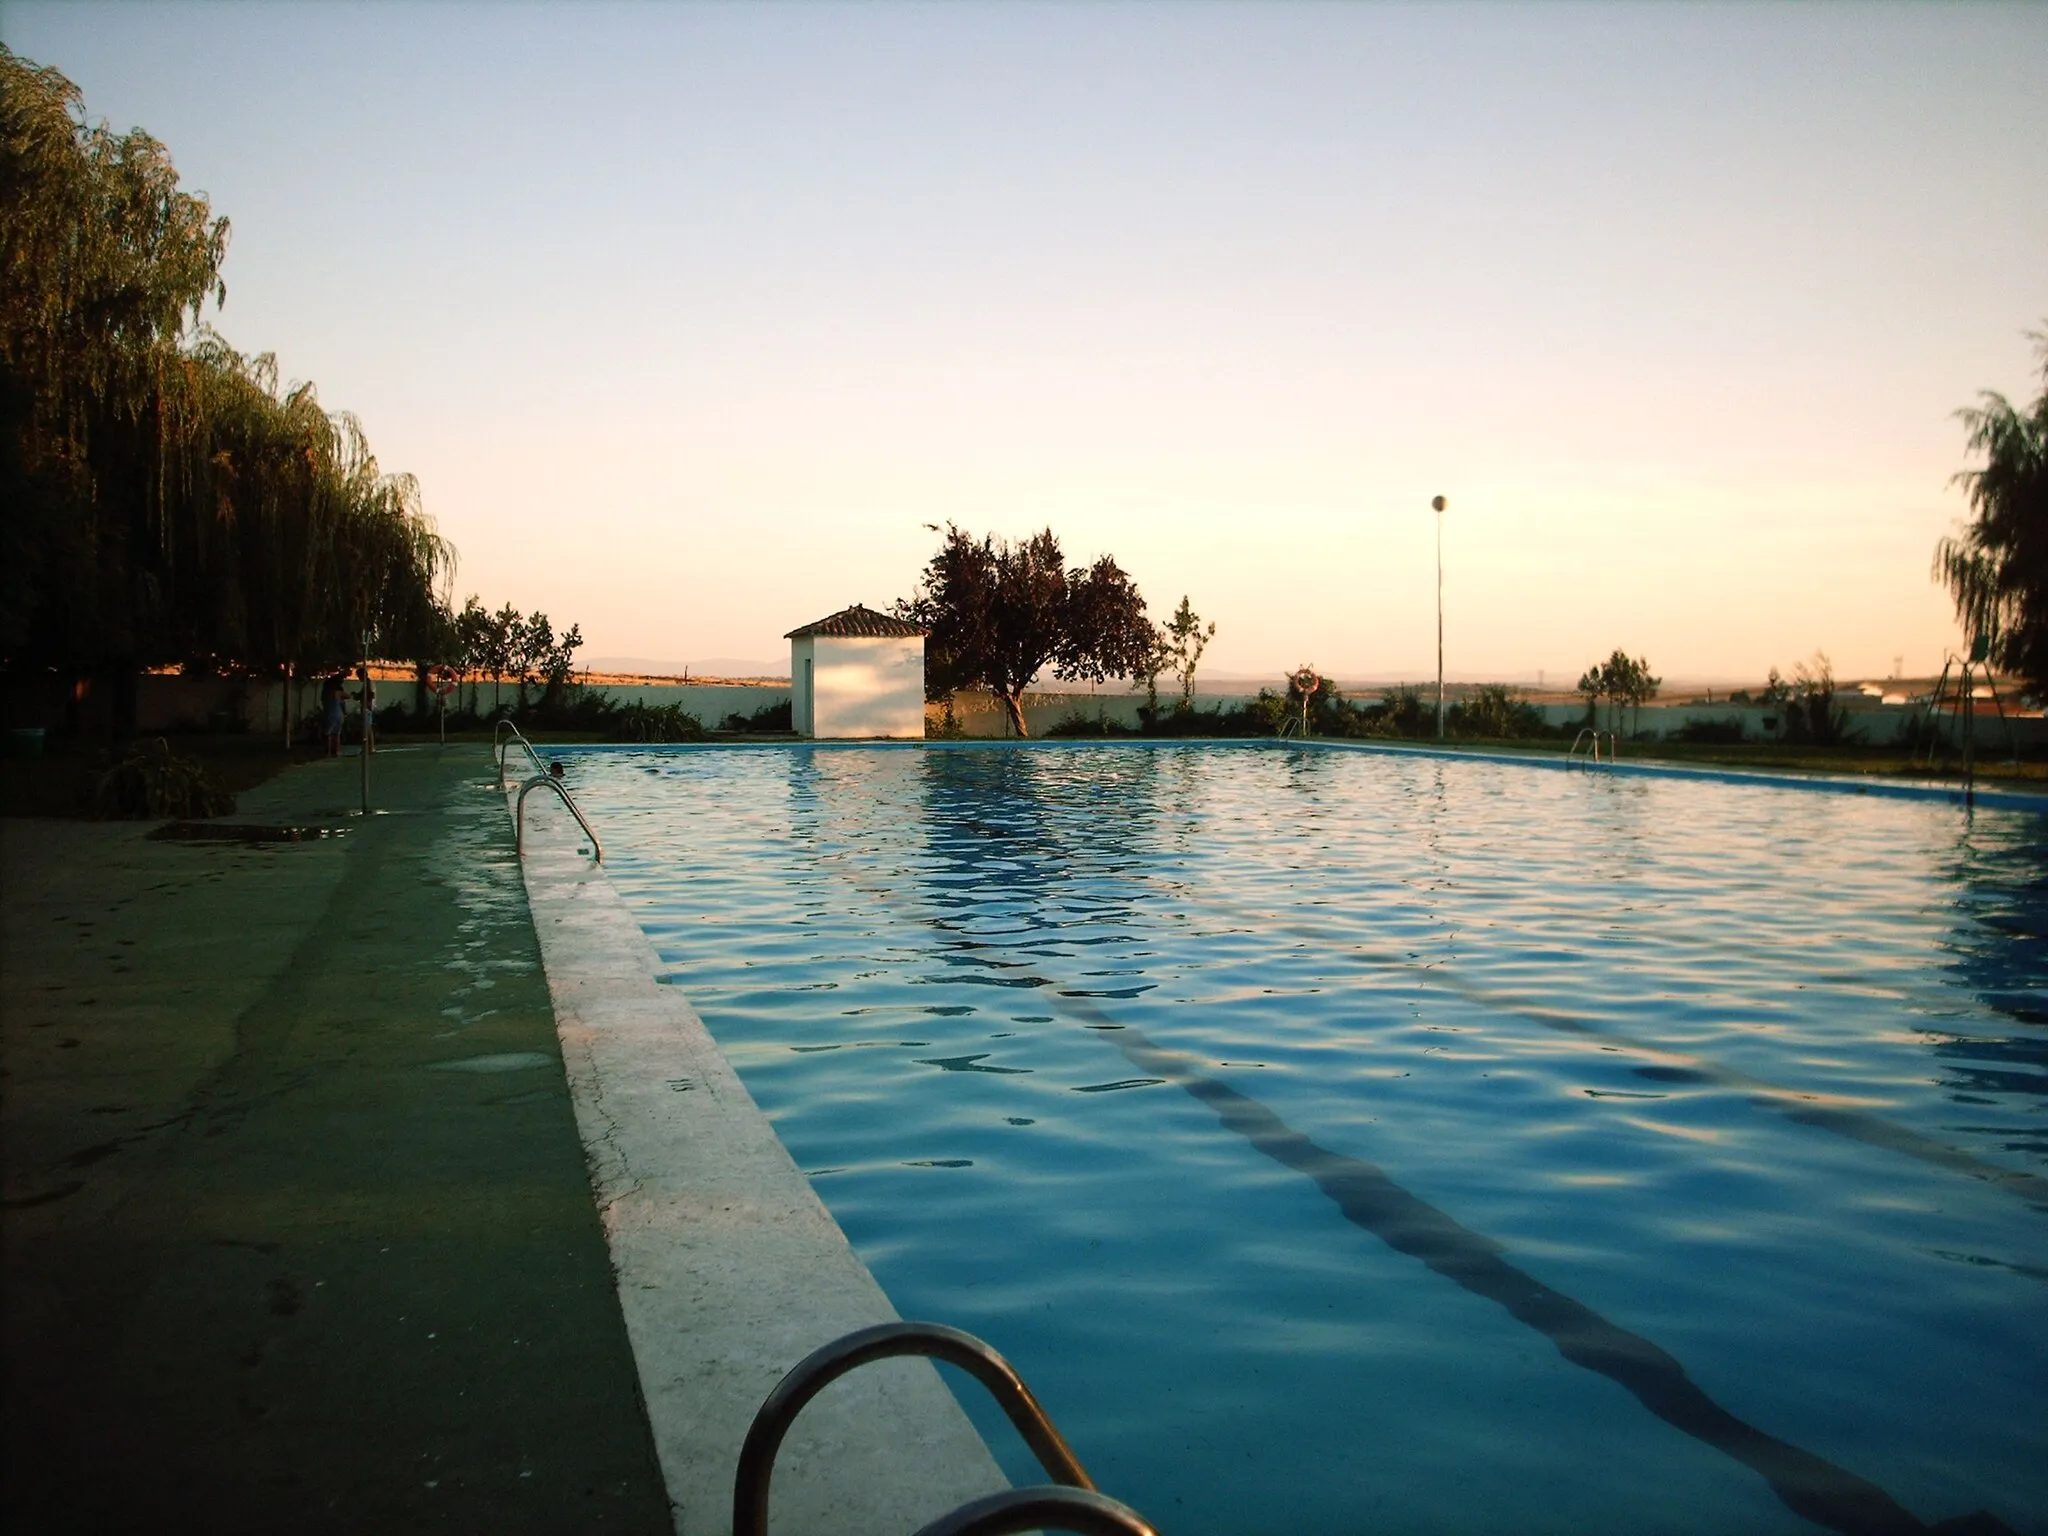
(1575, 663), (1604, 727)
(2, 45), (228, 681)
(1160, 596), (1217, 713)
(896, 525), (1153, 737)
(1576, 650), (1657, 734)
(2, 48), (452, 732)
(454, 596), (492, 712)
(485, 602), (521, 714)
(1934, 329), (2048, 695)
(1619, 652), (1660, 736)
(541, 621), (583, 710)
(1788, 651), (1845, 745)
(513, 611), (554, 708)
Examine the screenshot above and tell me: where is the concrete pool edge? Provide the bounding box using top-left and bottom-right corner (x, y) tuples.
(507, 789), (1008, 1535)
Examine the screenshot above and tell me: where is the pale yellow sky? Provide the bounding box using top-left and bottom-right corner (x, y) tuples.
(10, 1), (2045, 684)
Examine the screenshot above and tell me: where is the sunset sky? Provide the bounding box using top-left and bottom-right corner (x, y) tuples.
(7, 1), (2044, 684)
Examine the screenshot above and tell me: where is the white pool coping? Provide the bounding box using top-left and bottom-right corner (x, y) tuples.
(508, 787), (1008, 1536)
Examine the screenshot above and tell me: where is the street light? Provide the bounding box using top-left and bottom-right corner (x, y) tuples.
(1431, 495), (1447, 739)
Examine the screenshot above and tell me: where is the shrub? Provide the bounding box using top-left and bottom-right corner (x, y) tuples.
(609, 702), (704, 742)
(89, 740), (236, 819)
(1048, 709), (1138, 737)
(1211, 689), (1293, 736)
(1676, 716), (1746, 744)
(719, 699), (793, 733)
(1370, 686), (1434, 738)
(1447, 684), (1549, 739)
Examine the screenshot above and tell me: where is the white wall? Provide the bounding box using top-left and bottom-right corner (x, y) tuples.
(812, 635), (926, 738)
(790, 637), (816, 736)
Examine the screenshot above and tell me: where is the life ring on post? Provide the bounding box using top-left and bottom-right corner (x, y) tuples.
(429, 665), (458, 698)
(1291, 666), (1321, 698)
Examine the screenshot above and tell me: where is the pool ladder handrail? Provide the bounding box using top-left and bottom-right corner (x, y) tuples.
(1567, 727), (1616, 768)
(515, 772), (603, 863)
(733, 1321), (1158, 1536)
(494, 719), (547, 789)
(497, 723), (603, 862)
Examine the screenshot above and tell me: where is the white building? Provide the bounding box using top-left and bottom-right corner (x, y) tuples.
(786, 605), (929, 739)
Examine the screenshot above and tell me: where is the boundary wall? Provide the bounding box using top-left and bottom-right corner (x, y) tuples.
(10, 672), (2043, 750)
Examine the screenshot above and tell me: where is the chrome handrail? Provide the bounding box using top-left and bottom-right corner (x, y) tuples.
(734, 1321), (1153, 1536)
(1567, 727), (1615, 767)
(911, 1487), (1160, 1536)
(495, 720), (547, 789)
(515, 772), (603, 862)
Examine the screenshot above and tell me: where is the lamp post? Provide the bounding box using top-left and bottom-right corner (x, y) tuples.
(1431, 495), (1447, 739)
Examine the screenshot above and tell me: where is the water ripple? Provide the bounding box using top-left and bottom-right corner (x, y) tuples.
(570, 744), (2048, 1536)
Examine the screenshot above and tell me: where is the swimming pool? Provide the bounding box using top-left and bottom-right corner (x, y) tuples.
(570, 743), (2046, 1535)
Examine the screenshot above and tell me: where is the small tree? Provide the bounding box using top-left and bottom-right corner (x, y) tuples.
(1933, 329), (2048, 694)
(484, 602), (521, 715)
(1576, 663), (1605, 728)
(1622, 653), (1660, 735)
(541, 621), (583, 711)
(1788, 651), (1845, 745)
(1160, 596), (1217, 713)
(513, 611), (555, 709)
(454, 596), (491, 713)
(1577, 650), (1657, 734)
(896, 525), (1153, 737)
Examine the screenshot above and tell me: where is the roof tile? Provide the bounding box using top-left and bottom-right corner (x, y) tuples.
(785, 604), (927, 640)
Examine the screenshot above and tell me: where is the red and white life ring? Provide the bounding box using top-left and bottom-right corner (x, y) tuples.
(429, 665), (458, 697)
(1291, 666), (1321, 697)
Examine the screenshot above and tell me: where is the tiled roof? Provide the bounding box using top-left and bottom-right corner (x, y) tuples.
(785, 604), (927, 640)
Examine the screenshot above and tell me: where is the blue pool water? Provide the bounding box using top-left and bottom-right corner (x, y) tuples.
(571, 743), (2047, 1535)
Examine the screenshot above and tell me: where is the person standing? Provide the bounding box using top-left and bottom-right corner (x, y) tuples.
(355, 663), (377, 755)
(321, 671), (347, 757)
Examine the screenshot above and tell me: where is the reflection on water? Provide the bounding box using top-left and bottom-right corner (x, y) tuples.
(1936, 821), (2048, 1153)
(577, 745), (2048, 1536)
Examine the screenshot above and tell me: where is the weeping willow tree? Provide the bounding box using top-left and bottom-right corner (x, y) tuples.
(1, 46), (453, 733)
(2, 44), (227, 685)
(1933, 331), (2048, 696)
(167, 338), (454, 738)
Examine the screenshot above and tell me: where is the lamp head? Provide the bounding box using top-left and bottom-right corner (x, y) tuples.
(1431, 495), (1447, 512)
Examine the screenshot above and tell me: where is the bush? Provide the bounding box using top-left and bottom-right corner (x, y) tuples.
(1676, 716), (1746, 744)
(719, 699), (793, 733)
(1365, 686), (1433, 738)
(89, 740), (236, 819)
(609, 702), (705, 743)
(1048, 708), (1139, 737)
(1210, 690), (1293, 736)
(1446, 684), (1549, 740)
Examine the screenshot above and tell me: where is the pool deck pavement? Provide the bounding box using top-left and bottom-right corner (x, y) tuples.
(1, 744), (1002, 1534)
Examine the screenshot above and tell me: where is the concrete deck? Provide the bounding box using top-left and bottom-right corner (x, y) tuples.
(2, 745), (1001, 1533)
(515, 781), (1005, 1535)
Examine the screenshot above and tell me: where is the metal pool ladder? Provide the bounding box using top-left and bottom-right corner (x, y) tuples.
(734, 1321), (1158, 1536)
(497, 722), (604, 863)
(494, 719), (547, 788)
(1567, 727), (1615, 768)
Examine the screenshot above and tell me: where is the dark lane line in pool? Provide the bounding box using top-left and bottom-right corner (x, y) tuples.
(1070, 1003), (2010, 1536)
(1146, 879), (2048, 1214)
(761, 837), (2015, 1531)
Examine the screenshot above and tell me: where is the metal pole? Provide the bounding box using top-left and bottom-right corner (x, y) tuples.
(1964, 659), (1976, 805)
(359, 640), (370, 816)
(1432, 495), (1447, 738)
